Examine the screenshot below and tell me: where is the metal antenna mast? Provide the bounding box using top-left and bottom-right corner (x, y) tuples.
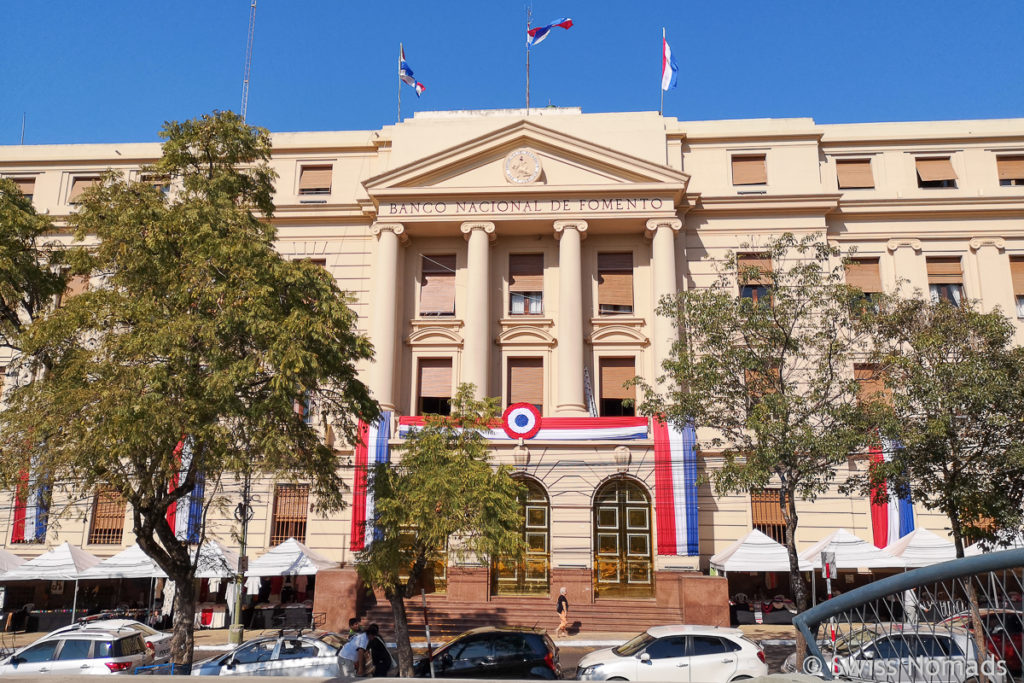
(240, 0), (257, 121)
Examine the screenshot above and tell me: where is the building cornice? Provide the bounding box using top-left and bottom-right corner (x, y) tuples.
(690, 193), (841, 216)
(834, 195), (1024, 219)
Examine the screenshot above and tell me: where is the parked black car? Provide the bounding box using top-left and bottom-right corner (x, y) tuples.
(414, 626), (562, 679)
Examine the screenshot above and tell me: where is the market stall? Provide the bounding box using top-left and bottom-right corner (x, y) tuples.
(0, 542), (101, 631)
(711, 529), (812, 624)
(243, 538), (336, 629)
(884, 528), (957, 567)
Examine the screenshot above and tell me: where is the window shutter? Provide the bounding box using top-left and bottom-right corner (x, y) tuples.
(509, 254), (543, 292)
(12, 178), (35, 196)
(419, 359), (453, 398)
(298, 165), (333, 193)
(271, 484), (309, 544)
(420, 255), (456, 315)
(1011, 258), (1024, 296)
(508, 358), (544, 407)
(68, 176), (100, 203)
(997, 156), (1024, 181)
(926, 257), (963, 284)
(836, 159), (874, 189)
(600, 358), (636, 400)
(916, 158), (957, 182)
(854, 364), (885, 403)
(597, 253), (634, 308)
(845, 259), (882, 292)
(88, 487), (126, 545)
(64, 274), (90, 300)
(732, 155), (767, 185)
(738, 254), (772, 285)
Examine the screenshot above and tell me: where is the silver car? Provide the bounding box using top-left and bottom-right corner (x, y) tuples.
(191, 631), (344, 677)
(48, 618), (172, 662)
(0, 628), (151, 675)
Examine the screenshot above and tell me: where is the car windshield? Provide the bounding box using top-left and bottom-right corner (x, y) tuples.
(613, 632), (655, 656)
(129, 623), (158, 637)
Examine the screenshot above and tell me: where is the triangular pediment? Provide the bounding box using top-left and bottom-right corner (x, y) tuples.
(363, 120), (688, 197)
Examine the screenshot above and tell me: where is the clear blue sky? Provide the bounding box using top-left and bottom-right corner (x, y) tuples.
(3, 1), (1022, 145)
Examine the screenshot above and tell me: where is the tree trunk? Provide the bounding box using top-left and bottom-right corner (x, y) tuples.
(950, 513), (989, 683)
(781, 484), (809, 665)
(168, 571), (197, 672)
(388, 586), (414, 677)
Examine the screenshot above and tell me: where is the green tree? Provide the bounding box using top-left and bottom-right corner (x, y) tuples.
(850, 295), (1024, 557)
(357, 384), (525, 676)
(0, 111), (377, 668)
(639, 233), (878, 613)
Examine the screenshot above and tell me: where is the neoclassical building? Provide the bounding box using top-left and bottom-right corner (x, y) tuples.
(1, 109), (1023, 631)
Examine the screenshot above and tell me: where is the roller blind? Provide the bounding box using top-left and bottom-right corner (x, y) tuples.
(598, 253), (633, 308)
(926, 257), (963, 284)
(420, 254), (456, 315)
(916, 158), (957, 182)
(298, 165), (333, 193)
(845, 259), (882, 292)
(68, 176), (100, 203)
(751, 489), (785, 525)
(600, 357), (635, 400)
(508, 358), (544, 406)
(12, 178), (35, 196)
(738, 254), (772, 285)
(836, 159), (874, 189)
(732, 155), (767, 185)
(854, 364), (885, 403)
(419, 358), (452, 398)
(1010, 257), (1024, 296)
(64, 274), (90, 300)
(997, 156), (1024, 181)
(509, 254), (543, 292)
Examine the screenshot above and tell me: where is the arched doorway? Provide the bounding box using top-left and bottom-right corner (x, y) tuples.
(593, 478), (653, 598)
(493, 478), (550, 595)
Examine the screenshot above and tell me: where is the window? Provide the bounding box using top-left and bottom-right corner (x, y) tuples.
(915, 157), (957, 188)
(88, 487), (126, 545)
(59, 274), (90, 307)
(418, 358), (452, 415)
(507, 358), (543, 413)
(1011, 257), (1024, 318)
(141, 174), (170, 196)
(997, 155), (1024, 186)
(597, 253), (633, 315)
(644, 635), (687, 659)
(845, 258), (882, 310)
(836, 159), (874, 189)
(738, 254), (772, 305)
(732, 154), (767, 186)
(16, 640), (60, 663)
(508, 254), (543, 315)
(745, 367), (780, 412)
(9, 177), (35, 201)
(68, 176), (101, 204)
(298, 165), (332, 195)
(56, 639), (92, 660)
(854, 364), (886, 404)
(750, 488), (786, 544)
(420, 254), (456, 317)
(270, 483), (309, 545)
(927, 257), (964, 306)
(690, 636), (733, 656)
(599, 357), (635, 416)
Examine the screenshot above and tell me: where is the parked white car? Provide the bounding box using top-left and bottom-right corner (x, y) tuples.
(48, 618), (172, 662)
(575, 625), (766, 682)
(0, 628), (151, 675)
(191, 631), (345, 677)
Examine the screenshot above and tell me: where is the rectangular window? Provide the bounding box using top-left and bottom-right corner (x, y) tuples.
(916, 157), (957, 189)
(1011, 257), (1024, 318)
(836, 159), (874, 189)
(141, 174), (170, 196)
(10, 178), (35, 200)
(738, 254), (772, 305)
(298, 165), (333, 195)
(750, 489), (786, 544)
(420, 254), (456, 317)
(927, 257), (964, 306)
(508, 254), (543, 315)
(270, 484), (309, 545)
(68, 176), (101, 204)
(87, 487), (126, 545)
(599, 357), (635, 417)
(57, 274), (89, 308)
(597, 253), (634, 315)
(418, 358), (452, 415)
(508, 357), (543, 413)
(845, 258), (882, 294)
(731, 154), (767, 186)
(997, 156), (1024, 187)
(745, 367), (780, 412)
(854, 363), (886, 404)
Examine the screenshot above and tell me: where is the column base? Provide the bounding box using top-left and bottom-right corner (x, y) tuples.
(555, 403), (590, 417)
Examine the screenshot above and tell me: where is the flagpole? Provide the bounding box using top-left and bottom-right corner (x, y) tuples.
(525, 6), (531, 113)
(660, 28), (665, 116)
(398, 43), (403, 122)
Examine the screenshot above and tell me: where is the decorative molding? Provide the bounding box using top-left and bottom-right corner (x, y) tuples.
(587, 318), (650, 347)
(460, 221), (496, 242)
(969, 236), (1006, 252)
(613, 446), (632, 472)
(886, 238), (922, 253)
(553, 219), (588, 240)
(644, 217), (683, 240)
(496, 319), (557, 348)
(503, 148), (543, 185)
(369, 222), (408, 244)
(406, 319), (465, 347)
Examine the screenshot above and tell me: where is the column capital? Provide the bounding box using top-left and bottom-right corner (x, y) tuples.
(553, 220), (588, 241)
(370, 222), (409, 244)
(644, 218), (683, 240)
(969, 236), (1006, 252)
(460, 221), (496, 242)
(886, 238), (922, 253)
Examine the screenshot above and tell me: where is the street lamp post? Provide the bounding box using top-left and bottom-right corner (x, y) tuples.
(229, 472), (254, 645)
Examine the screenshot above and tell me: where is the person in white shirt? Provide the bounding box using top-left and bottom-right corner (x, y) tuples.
(339, 616), (369, 676)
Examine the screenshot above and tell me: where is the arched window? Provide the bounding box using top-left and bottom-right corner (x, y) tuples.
(493, 478), (550, 595)
(593, 478), (653, 598)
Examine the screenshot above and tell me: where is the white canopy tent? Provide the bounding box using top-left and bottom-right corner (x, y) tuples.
(799, 528), (905, 570)
(884, 528), (957, 567)
(247, 538), (338, 577)
(0, 548), (25, 574)
(0, 542), (102, 617)
(78, 543), (167, 580)
(965, 533), (1024, 557)
(194, 539), (240, 579)
(710, 529), (812, 573)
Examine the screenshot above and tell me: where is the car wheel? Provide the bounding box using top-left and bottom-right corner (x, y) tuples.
(606, 677), (629, 681)
(732, 677), (753, 682)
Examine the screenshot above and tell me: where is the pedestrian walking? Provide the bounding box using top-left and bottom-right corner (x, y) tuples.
(338, 616), (368, 676)
(555, 586), (569, 637)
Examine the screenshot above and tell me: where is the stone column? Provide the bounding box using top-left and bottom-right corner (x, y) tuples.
(460, 222), (495, 399)
(368, 222), (406, 411)
(969, 237), (1015, 315)
(554, 220), (589, 416)
(646, 218), (683, 375)
(886, 238), (927, 299)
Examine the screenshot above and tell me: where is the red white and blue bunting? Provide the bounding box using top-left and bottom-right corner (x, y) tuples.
(653, 419), (699, 556)
(397, 415), (649, 441)
(350, 411), (392, 552)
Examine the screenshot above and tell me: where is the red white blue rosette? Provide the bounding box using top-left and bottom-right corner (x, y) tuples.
(502, 403), (542, 440)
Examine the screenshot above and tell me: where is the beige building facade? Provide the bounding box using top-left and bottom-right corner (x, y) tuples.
(1, 109), (1024, 628)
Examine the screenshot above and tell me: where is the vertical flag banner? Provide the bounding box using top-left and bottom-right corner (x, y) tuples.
(399, 46), (426, 97)
(653, 419), (699, 555)
(526, 18), (573, 47)
(11, 469), (49, 544)
(350, 411), (392, 552)
(662, 35), (679, 91)
(870, 438), (915, 548)
(166, 438), (204, 543)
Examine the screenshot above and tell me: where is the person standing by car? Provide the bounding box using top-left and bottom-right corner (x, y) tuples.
(339, 616), (368, 676)
(555, 587), (569, 637)
(365, 623), (392, 677)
